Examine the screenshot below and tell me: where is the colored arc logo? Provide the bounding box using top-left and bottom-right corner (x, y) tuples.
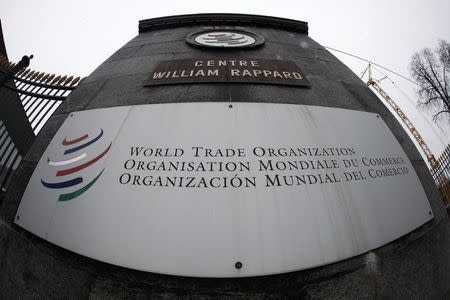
(41, 129), (112, 201)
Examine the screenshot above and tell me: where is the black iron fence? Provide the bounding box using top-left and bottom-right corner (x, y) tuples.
(8, 64), (80, 134)
(0, 119), (22, 190)
(431, 145), (450, 207)
(0, 55), (81, 191)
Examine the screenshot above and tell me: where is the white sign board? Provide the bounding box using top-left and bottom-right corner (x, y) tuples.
(15, 102), (433, 277)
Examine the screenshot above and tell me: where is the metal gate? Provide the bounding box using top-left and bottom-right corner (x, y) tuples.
(431, 145), (450, 208)
(0, 55), (81, 191)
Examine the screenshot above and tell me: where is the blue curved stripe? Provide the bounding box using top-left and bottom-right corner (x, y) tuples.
(64, 129), (103, 155)
(41, 177), (83, 189)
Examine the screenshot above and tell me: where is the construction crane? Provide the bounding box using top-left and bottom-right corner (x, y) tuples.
(362, 63), (439, 168)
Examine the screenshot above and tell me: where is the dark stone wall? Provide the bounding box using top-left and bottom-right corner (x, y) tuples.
(1, 19), (448, 298)
(0, 19), (8, 58)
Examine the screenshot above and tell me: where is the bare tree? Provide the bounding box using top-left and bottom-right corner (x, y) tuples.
(410, 40), (450, 122)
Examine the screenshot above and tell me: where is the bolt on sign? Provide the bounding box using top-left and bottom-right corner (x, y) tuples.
(143, 58), (310, 87)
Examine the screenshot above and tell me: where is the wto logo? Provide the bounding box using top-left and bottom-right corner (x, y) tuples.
(41, 129), (112, 201)
(186, 28), (265, 49)
(195, 32), (255, 46)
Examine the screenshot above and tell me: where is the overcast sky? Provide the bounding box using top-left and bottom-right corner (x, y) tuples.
(1, 0), (449, 159)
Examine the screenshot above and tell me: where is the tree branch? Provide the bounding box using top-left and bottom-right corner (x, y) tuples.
(432, 109), (450, 121)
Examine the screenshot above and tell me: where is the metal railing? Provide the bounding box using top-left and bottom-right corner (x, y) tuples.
(431, 144), (450, 207)
(7, 63), (81, 134)
(0, 120), (22, 190)
(0, 55), (82, 191)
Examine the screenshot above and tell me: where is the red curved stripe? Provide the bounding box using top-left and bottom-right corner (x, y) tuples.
(56, 142), (112, 176)
(62, 134), (89, 146)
